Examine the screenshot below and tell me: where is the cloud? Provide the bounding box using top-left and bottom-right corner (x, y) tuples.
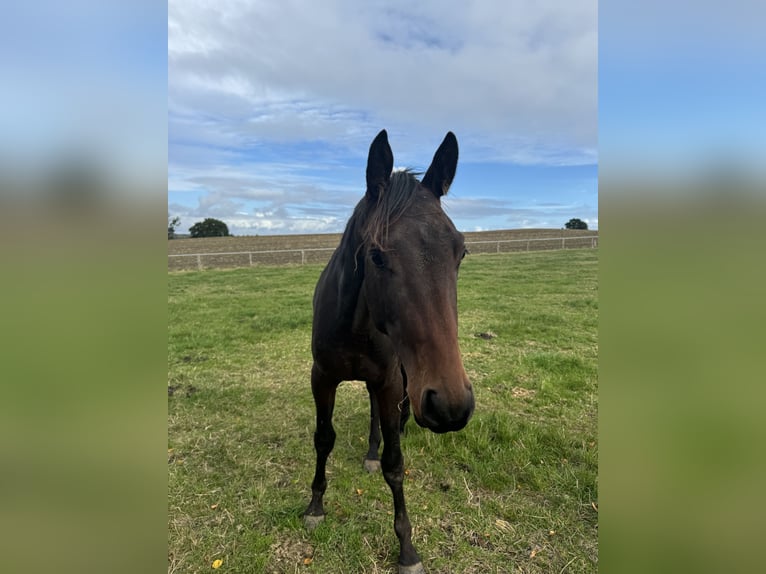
(443, 195), (597, 230)
(169, 0), (595, 150)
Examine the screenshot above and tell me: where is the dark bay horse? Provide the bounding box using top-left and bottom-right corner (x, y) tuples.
(304, 130), (474, 574)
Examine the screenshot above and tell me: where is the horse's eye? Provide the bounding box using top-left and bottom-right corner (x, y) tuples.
(370, 248), (386, 268)
(461, 248), (468, 261)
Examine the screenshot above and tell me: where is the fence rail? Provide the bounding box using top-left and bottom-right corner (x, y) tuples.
(465, 235), (599, 254)
(168, 235), (598, 271)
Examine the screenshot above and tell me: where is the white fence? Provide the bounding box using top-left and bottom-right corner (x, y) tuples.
(169, 235), (598, 271)
(465, 235), (599, 254)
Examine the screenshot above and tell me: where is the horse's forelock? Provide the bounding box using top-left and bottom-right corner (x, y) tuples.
(361, 169), (422, 250)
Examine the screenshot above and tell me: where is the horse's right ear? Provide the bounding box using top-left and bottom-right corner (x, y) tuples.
(422, 132), (458, 198)
(366, 130), (393, 201)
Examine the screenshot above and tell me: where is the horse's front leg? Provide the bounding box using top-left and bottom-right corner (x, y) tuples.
(303, 364), (339, 530)
(398, 366), (411, 434)
(363, 383), (382, 473)
(376, 378), (424, 574)
(369, 372), (411, 471)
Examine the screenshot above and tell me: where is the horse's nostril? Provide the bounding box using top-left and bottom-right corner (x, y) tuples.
(422, 389), (439, 420)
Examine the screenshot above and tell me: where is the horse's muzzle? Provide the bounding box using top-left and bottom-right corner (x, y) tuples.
(416, 386), (474, 434)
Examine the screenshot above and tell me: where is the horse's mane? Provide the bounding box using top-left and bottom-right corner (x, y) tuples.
(361, 169), (421, 250)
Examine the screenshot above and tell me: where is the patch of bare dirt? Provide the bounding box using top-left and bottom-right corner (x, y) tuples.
(266, 537), (314, 573)
(511, 387), (536, 399)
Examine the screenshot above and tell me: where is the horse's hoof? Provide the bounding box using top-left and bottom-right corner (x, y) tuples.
(399, 563), (425, 574)
(363, 458), (381, 473)
(303, 514), (325, 531)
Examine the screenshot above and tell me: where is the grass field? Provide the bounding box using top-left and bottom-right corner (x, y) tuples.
(168, 249), (598, 573)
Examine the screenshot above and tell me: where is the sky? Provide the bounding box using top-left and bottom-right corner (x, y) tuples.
(168, 0), (598, 236)
(599, 1), (766, 186)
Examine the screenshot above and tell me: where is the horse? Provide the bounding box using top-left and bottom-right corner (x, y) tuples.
(304, 130), (474, 574)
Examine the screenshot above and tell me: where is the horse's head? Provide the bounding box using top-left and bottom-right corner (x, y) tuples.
(361, 130), (474, 434)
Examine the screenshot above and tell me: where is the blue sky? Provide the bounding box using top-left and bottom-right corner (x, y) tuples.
(168, 1), (597, 235)
(599, 1), (766, 183)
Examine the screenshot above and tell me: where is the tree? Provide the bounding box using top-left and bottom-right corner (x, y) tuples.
(168, 215), (181, 239)
(565, 218), (588, 230)
(189, 218), (230, 238)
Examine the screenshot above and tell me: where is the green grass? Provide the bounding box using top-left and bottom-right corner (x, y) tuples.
(168, 249), (598, 573)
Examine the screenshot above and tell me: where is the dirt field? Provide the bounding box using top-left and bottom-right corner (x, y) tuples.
(168, 228), (598, 271)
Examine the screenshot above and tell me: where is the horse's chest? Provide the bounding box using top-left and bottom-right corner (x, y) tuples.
(314, 330), (395, 383)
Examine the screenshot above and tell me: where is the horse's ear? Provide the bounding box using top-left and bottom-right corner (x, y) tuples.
(366, 129), (393, 201)
(422, 132), (458, 198)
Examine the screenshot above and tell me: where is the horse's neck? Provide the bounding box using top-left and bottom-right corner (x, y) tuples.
(327, 216), (367, 321)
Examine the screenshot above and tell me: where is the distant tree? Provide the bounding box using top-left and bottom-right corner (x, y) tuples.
(565, 218), (588, 230)
(168, 215), (181, 239)
(189, 218), (230, 238)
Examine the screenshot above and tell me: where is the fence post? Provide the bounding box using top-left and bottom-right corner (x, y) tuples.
(562, 237), (565, 249)
(301, 250), (306, 265)
(496, 241), (500, 253)
(197, 254), (202, 271)
(249, 253), (253, 266)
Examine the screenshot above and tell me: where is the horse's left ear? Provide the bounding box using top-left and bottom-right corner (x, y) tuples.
(422, 132), (458, 198)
